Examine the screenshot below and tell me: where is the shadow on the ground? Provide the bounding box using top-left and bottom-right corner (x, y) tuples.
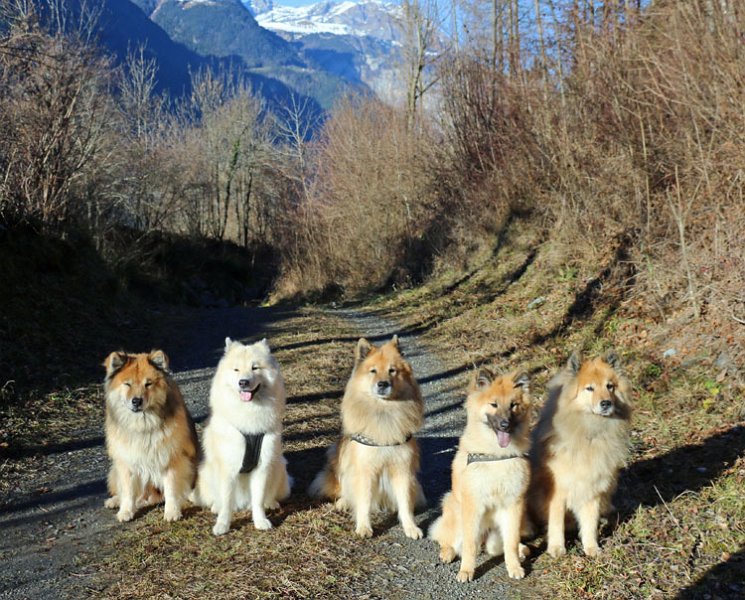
(615, 424), (745, 515)
(676, 546), (745, 599)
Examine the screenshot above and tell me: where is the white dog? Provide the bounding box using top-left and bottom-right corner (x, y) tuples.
(191, 338), (291, 535)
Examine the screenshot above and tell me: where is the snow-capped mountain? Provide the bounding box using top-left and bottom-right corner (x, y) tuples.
(248, 0), (404, 43)
(244, 0), (407, 103)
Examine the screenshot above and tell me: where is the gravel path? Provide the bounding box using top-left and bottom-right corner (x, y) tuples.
(0, 306), (286, 599)
(1, 304), (520, 599)
(334, 308), (520, 600)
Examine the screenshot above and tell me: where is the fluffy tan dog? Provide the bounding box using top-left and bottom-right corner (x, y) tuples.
(529, 351), (632, 557)
(103, 350), (199, 522)
(310, 336), (425, 539)
(430, 369), (531, 582)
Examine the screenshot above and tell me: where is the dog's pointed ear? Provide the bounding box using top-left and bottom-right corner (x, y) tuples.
(103, 351), (128, 377)
(513, 371), (530, 393)
(260, 337), (271, 352)
(391, 334), (403, 354)
(148, 349), (169, 372)
(355, 338), (373, 363)
(567, 352), (581, 374)
(225, 337), (233, 351)
(475, 367), (494, 389)
(605, 349), (622, 371)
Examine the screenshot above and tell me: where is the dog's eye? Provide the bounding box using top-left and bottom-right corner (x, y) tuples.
(388, 368), (396, 376)
(252, 365), (260, 371)
(607, 383), (615, 392)
(124, 382), (131, 388)
(370, 368), (377, 375)
(585, 385), (595, 392)
(490, 402), (498, 408)
(510, 401), (517, 411)
(233, 368), (239, 373)
(144, 381), (152, 388)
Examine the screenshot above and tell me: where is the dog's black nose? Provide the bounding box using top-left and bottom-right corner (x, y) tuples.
(239, 379), (250, 388)
(499, 419), (510, 431)
(600, 400), (612, 410)
(131, 397), (143, 409)
(377, 380), (390, 390)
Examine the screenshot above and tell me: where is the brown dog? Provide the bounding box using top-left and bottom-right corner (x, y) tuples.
(529, 351), (632, 557)
(309, 336), (425, 539)
(103, 350), (199, 522)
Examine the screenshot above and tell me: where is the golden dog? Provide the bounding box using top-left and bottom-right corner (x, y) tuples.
(430, 369), (531, 582)
(529, 351), (632, 557)
(310, 336), (425, 539)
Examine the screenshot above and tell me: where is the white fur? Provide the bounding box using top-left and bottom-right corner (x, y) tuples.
(191, 338), (292, 535)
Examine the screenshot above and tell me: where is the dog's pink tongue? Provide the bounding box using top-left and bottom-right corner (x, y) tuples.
(497, 430), (511, 448)
(240, 390), (253, 402)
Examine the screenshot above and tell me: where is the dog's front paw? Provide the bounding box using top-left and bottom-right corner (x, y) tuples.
(334, 498), (349, 511)
(355, 524), (373, 538)
(253, 516), (273, 530)
(456, 569), (474, 583)
(506, 563), (525, 580)
(439, 547), (456, 564)
(263, 499), (280, 511)
(212, 521), (230, 536)
(104, 497), (119, 509)
(403, 524), (423, 540)
(163, 505), (182, 522)
(548, 544), (566, 558)
(116, 506), (135, 522)
(584, 545), (601, 558)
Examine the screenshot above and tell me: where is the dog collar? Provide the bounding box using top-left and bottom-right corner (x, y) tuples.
(240, 432), (265, 473)
(350, 433), (413, 447)
(466, 452), (528, 465)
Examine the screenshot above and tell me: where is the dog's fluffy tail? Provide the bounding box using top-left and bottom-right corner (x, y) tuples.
(308, 443), (341, 499)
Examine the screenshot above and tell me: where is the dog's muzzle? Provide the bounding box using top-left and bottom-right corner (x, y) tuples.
(374, 380), (392, 398)
(130, 397), (144, 413)
(238, 379), (260, 402)
(596, 399), (614, 416)
(486, 414), (513, 448)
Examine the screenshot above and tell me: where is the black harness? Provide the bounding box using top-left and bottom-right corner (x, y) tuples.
(240, 432), (265, 473)
(466, 452), (529, 465)
(349, 433), (413, 447)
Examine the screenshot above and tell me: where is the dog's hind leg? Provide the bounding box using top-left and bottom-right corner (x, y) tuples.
(104, 466), (120, 509)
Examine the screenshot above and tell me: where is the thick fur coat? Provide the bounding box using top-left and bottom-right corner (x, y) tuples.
(310, 336), (425, 539)
(103, 350), (199, 522)
(430, 369), (531, 582)
(191, 338), (291, 536)
(529, 351), (632, 557)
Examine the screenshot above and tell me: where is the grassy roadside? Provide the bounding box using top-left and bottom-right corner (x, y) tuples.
(361, 219), (745, 598)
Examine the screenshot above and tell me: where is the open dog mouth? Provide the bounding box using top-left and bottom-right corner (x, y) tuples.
(239, 383), (261, 402)
(486, 414), (512, 448)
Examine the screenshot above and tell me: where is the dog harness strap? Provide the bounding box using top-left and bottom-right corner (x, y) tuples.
(466, 452), (528, 465)
(240, 432), (265, 473)
(350, 433), (413, 447)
